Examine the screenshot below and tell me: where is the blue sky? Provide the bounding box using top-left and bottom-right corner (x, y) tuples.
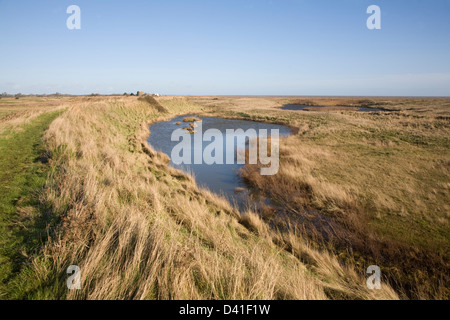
(1, 0), (449, 96)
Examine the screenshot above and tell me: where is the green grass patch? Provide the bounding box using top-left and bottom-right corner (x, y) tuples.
(0, 110), (62, 298)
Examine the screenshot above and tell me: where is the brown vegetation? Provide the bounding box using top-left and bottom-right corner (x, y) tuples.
(191, 95), (450, 299)
(3, 94), (448, 300)
(0, 96), (401, 300)
(183, 116), (202, 123)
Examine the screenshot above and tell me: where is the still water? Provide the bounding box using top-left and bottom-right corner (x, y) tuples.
(147, 115), (291, 209)
(280, 104), (383, 111)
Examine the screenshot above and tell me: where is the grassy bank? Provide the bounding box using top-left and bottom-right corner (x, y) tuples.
(0, 96), (398, 300)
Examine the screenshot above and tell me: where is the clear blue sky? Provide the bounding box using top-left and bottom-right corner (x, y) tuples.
(1, 0), (449, 96)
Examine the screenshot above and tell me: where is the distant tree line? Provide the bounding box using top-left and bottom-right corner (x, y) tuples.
(123, 92), (161, 97)
(0, 92), (161, 98)
(0, 92), (75, 99)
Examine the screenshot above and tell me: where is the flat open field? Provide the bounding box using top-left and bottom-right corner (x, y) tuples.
(189, 96), (450, 297)
(189, 96), (450, 250)
(0, 95), (448, 299)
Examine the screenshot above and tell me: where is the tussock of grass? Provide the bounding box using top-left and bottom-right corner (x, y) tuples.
(183, 117), (202, 123)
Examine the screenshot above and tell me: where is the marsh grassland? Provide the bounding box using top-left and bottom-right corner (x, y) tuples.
(0, 95), (448, 299)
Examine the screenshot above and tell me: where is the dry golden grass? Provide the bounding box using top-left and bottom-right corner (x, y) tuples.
(0, 97), (67, 135)
(190, 96), (449, 299)
(8, 95), (400, 300)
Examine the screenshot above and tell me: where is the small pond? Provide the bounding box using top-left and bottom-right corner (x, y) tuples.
(148, 115), (291, 209)
(280, 104), (384, 112)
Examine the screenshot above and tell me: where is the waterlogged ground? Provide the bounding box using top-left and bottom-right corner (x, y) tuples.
(280, 104), (384, 112)
(148, 115), (291, 209)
